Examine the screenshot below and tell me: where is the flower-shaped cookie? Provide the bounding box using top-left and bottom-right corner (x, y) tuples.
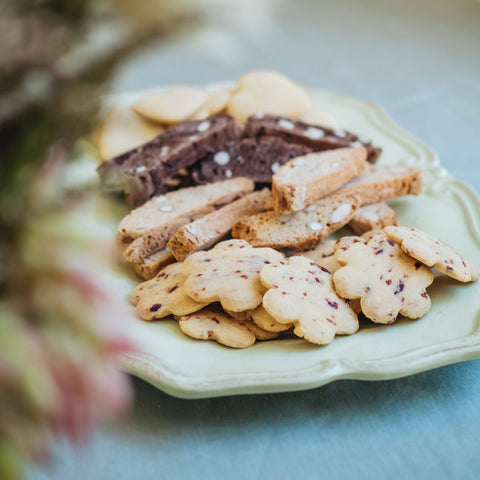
(179, 309), (278, 348)
(182, 239), (285, 312)
(333, 232), (434, 324)
(260, 256), (358, 345)
(384, 226), (479, 283)
(131, 262), (208, 321)
(250, 305), (293, 332)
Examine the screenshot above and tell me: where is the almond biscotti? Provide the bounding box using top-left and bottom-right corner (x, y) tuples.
(117, 177), (254, 263)
(97, 114), (238, 206)
(272, 146), (368, 213)
(349, 202), (398, 235)
(232, 190), (361, 251)
(132, 248), (175, 280)
(167, 188), (272, 261)
(337, 164), (424, 204)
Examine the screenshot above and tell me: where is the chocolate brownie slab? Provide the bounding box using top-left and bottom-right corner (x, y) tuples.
(243, 114), (381, 164)
(191, 136), (312, 185)
(97, 115), (238, 206)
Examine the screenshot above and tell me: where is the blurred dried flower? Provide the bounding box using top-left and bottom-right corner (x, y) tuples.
(0, 0), (203, 478)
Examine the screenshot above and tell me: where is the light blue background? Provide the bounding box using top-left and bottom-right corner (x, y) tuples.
(30, 0), (480, 478)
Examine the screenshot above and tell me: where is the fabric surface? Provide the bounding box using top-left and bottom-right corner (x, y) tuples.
(30, 0), (480, 478)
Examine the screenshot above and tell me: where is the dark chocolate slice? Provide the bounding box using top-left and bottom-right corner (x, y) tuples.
(243, 114), (381, 163)
(191, 136), (312, 185)
(97, 114), (238, 206)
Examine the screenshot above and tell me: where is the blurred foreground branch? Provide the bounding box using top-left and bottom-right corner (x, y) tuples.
(0, 1), (201, 478)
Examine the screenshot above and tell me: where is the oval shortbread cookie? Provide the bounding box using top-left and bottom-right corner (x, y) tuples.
(260, 256), (359, 345)
(97, 106), (163, 160)
(299, 109), (340, 130)
(182, 239), (285, 312)
(133, 86), (207, 124)
(333, 231), (434, 324)
(227, 71), (311, 123)
(384, 226), (479, 282)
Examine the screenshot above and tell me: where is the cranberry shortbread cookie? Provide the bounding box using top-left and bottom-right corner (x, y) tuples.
(182, 239), (285, 312)
(384, 226), (479, 282)
(260, 256), (359, 345)
(130, 262), (208, 321)
(333, 231), (434, 324)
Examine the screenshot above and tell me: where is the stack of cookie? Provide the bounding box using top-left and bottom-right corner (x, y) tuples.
(131, 231), (478, 348)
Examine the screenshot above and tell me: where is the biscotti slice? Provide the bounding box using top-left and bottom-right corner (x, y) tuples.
(132, 248), (175, 280)
(337, 164), (425, 205)
(191, 136), (312, 185)
(97, 114), (238, 206)
(272, 147), (368, 213)
(117, 178), (254, 263)
(244, 114), (382, 163)
(167, 188), (272, 261)
(349, 202), (398, 235)
(232, 190), (361, 251)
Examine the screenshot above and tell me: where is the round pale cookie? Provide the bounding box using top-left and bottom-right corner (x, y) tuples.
(226, 71), (311, 123)
(97, 106), (163, 160)
(178, 309), (256, 348)
(384, 226), (479, 283)
(182, 239), (285, 312)
(333, 231), (434, 324)
(132, 86), (207, 124)
(260, 256), (359, 345)
(204, 90), (231, 115)
(250, 305), (292, 333)
(188, 107), (210, 121)
(131, 262), (208, 321)
(299, 109), (340, 130)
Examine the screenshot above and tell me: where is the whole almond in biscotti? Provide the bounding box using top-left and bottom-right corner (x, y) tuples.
(179, 309), (257, 348)
(260, 256), (359, 345)
(167, 188), (272, 261)
(131, 262), (209, 321)
(232, 190), (361, 251)
(96, 106), (163, 160)
(333, 231), (434, 324)
(117, 178), (254, 263)
(349, 202), (398, 235)
(132, 86), (207, 124)
(337, 164), (425, 204)
(384, 226), (479, 282)
(226, 71), (311, 123)
(133, 247), (175, 280)
(272, 147), (368, 213)
(182, 239), (285, 312)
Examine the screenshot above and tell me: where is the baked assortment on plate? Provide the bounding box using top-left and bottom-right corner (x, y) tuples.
(94, 70), (479, 349)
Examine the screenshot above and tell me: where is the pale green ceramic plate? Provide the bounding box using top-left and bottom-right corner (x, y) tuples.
(91, 83), (480, 399)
